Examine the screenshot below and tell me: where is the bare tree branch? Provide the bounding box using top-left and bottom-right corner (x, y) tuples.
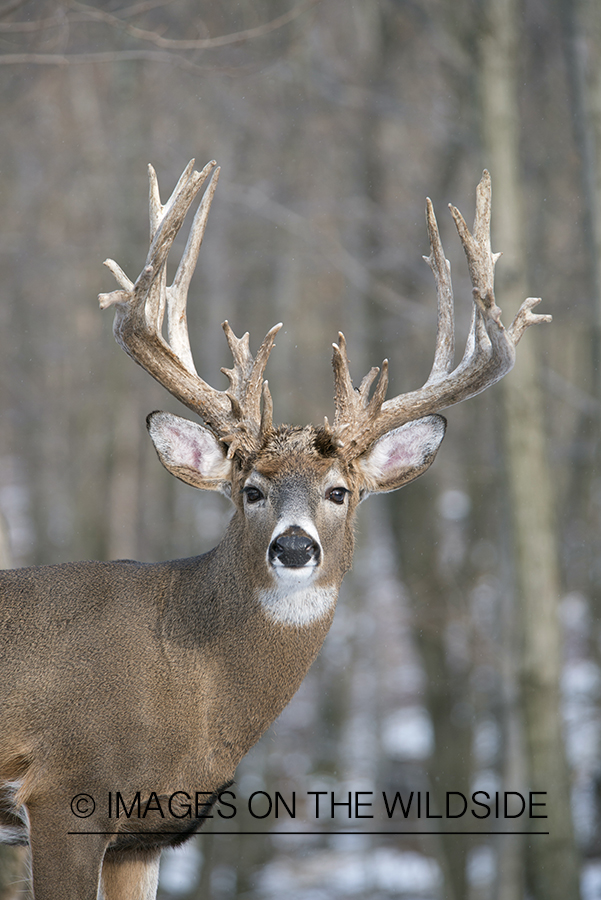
(0, 50), (208, 70)
(224, 183), (432, 326)
(0, 0), (27, 20)
(0, 0), (176, 31)
(67, 0), (321, 50)
(0, 10), (65, 32)
(115, 0), (178, 18)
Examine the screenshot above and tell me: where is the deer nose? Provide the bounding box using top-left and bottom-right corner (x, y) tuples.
(269, 527), (321, 568)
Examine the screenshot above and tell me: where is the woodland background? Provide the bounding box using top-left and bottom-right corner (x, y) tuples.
(0, 1), (599, 898)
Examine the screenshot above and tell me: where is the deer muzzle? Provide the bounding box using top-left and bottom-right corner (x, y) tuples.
(268, 526), (321, 569)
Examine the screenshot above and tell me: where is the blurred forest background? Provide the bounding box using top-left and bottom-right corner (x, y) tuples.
(0, 0), (600, 898)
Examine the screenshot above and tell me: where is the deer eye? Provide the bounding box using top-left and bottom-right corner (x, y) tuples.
(244, 486), (264, 504)
(326, 487), (348, 505)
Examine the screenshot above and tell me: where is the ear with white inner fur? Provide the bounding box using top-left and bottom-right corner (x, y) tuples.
(146, 411), (233, 494)
(356, 415), (446, 495)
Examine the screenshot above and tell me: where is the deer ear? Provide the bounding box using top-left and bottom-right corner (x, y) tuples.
(146, 411), (233, 494)
(356, 415), (446, 495)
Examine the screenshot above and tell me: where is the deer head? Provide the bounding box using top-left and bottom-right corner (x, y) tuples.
(99, 162), (549, 611)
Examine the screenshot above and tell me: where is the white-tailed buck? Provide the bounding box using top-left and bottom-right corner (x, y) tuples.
(0, 161), (549, 899)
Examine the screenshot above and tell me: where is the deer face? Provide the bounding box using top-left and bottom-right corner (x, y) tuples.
(237, 429), (357, 592)
(239, 454), (355, 627)
(146, 412), (446, 621)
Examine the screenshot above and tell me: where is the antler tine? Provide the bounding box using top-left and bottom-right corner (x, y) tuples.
(260, 380), (274, 435)
(99, 161), (282, 459)
(145, 160), (213, 293)
(449, 170), (502, 328)
(221, 321), (282, 440)
(332, 170), (551, 460)
(252, 323), (283, 398)
(168, 166), (221, 374)
(332, 333), (357, 429)
(509, 296), (551, 344)
(331, 333), (389, 456)
(332, 333), (387, 421)
(145, 163), (168, 337)
(423, 197), (454, 383)
(145, 159), (219, 372)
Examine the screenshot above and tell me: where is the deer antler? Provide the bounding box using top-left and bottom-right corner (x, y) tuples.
(99, 160), (281, 459)
(331, 170), (551, 460)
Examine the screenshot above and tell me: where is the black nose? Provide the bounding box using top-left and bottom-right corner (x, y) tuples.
(269, 527), (321, 568)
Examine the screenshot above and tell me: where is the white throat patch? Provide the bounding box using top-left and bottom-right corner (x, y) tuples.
(258, 584), (337, 627)
(0, 778), (29, 844)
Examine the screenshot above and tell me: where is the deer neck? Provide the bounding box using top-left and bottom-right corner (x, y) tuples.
(160, 518), (342, 772)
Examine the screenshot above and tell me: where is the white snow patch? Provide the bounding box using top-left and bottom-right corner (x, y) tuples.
(159, 842), (202, 895)
(381, 705), (434, 760)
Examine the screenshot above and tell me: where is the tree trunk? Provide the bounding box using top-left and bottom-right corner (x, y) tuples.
(479, 1), (581, 897)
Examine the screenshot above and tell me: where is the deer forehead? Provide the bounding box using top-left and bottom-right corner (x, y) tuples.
(237, 426), (351, 488)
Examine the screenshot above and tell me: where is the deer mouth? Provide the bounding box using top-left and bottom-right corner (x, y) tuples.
(268, 526), (321, 572)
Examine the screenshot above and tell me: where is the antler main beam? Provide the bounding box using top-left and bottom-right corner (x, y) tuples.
(99, 160), (281, 459)
(332, 170), (551, 459)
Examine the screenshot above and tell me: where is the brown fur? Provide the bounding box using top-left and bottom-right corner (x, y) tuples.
(0, 416), (444, 899)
